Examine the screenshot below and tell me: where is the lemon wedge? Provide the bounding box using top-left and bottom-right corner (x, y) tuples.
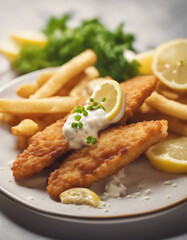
(146, 134), (187, 173)
(10, 31), (47, 47)
(0, 40), (20, 62)
(59, 188), (101, 207)
(92, 79), (123, 120)
(135, 50), (154, 75)
(152, 39), (187, 91)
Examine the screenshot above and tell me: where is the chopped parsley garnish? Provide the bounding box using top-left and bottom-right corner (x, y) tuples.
(13, 14), (140, 82)
(73, 106), (88, 116)
(101, 97), (106, 102)
(73, 105), (82, 114)
(71, 97), (106, 131)
(78, 122), (83, 128)
(74, 114), (81, 121)
(178, 60), (183, 66)
(71, 112), (84, 128)
(83, 110), (88, 116)
(86, 97), (106, 111)
(71, 122), (78, 128)
(87, 136), (97, 145)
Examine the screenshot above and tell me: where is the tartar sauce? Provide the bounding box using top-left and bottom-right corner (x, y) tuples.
(63, 84), (125, 149)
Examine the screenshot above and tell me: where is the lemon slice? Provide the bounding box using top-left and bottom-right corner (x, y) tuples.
(59, 188), (101, 207)
(92, 79), (123, 120)
(135, 50), (154, 75)
(146, 134), (187, 173)
(152, 39), (187, 91)
(0, 40), (20, 62)
(10, 31), (47, 47)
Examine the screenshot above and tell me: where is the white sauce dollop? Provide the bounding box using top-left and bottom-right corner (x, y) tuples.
(63, 85), (125, 149)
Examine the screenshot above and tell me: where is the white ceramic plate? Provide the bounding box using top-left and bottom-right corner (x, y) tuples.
(0, 69), (187, 219)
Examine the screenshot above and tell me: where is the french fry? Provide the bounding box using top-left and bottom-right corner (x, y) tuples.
(146, 91), (187, 120)
(17, 83), (38, 98)
(156, 81), (180, 100)
(167, 118), (187, 136)
(69, 67), (100, 97)
(0, 113), (16, 125)
(36, 71), (55, 87)
(17, 71), (56, 98)
(157, 88), (179, 100)
(30, 49), (97, 99)
(178, 96), (187, 105)
(0, 96), (79, 114)
(57, 72), (85, 96)
(12, 119), (39, 136)
(0, 113), (41, 125)
(130, 103), (187, 136)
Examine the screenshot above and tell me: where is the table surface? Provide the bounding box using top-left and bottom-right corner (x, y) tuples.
(0, 0), (187, 239)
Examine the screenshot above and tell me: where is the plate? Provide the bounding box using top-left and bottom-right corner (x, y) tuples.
(0, 68), (187, 219)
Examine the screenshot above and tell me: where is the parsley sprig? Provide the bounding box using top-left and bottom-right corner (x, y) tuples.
(73, 106), (88, 116)
(87, 136), (97, 144)
(13, 15), (140, 82)
(86, 97), (106, 111)
(71, 112), (84, 128)
(71, 98), (106, 146)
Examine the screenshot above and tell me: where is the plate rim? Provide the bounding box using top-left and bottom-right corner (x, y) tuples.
(0, 190), (186, 223)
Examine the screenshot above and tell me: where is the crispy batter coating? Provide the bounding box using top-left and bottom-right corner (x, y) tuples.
(120, 75), (158, 123)
(12, 75), (157, 180)
(47, 120), (168, 199)
(12, 119), (70, 179)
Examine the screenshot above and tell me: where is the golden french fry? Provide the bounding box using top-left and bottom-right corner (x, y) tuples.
(30, 49), (97, 99)
(69, 67), (100, 97)
(12, 119), (39, 136)
(157, 89), (179, 100)
(0, 113), (22, 125)
(131, 103), (187, 136)
(0, 96), (79, 114)
(17, 83), (38, 98)
(156, 81), (180, 100)
(167, 118), (187, 136)
(178, 96), (187, 105)
(146, 91), (187, 120)
(0, 113), (14, 124)
(17, 71), (56, 98)
(57, 72), (85, 96)
(36, 71), (55, 87)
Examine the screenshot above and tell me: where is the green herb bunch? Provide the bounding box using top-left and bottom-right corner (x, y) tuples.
(13, 14), (139, 82)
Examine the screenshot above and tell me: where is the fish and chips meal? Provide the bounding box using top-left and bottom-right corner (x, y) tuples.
(0, 16), (186, 208)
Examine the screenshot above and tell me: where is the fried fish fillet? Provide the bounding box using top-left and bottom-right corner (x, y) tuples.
(12, 75), (157, 180)
(47, 120), (168, 199)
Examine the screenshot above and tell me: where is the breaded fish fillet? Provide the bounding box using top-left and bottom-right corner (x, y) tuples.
(12, 75), (157, 180)
(47, 120), (168, 199)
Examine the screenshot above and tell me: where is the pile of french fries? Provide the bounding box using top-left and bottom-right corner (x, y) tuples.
(132, 81), (187, 136)
(0, 49), (102, 149)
